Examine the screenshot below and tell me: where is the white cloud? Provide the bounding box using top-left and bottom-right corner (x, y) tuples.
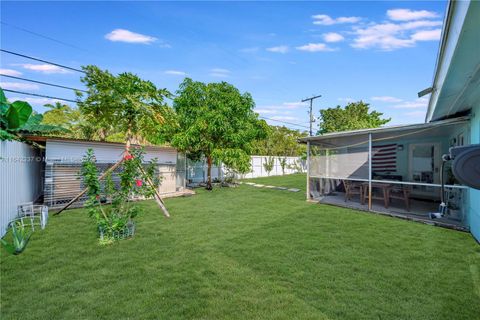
(392, 97), (428, 109)
(387, 9), (439, 21)
(312, 14), (361, 25)
(270, 116), (299, 121)
(411, 29), (442, 41)
(371, 96), (403, 103)
(0, 68), (22, 76)
(266, 45), (289, 53)
(209, 68), (230, 78)
(255, 101), (307, 117)
(255, 108), (279, 115)
(257, 101), (307, 111)
(351, 19), (443, 50)
(105, 29), (157, 44)
(0, 82), (40, 90)
(296, 43), (336, 52)
(283, 102), (307, 109)
(323, 32), (345, 43)
(164, 70), (187, 76)
(17, 63), (71, 74)
(7, 96), (61, 106)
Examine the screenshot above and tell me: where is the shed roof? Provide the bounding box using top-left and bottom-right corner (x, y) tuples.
(25, 135), (176, 151)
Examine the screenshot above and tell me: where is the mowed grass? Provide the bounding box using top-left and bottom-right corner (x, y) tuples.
(1, 174), (479, 320)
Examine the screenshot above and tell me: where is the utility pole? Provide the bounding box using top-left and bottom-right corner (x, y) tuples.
(301, 94), (321, 136)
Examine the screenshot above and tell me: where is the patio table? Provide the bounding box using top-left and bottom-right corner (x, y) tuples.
(361, 182), (391, 208)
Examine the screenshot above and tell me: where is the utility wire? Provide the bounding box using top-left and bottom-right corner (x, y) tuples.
(0, 21), (88, 51)
(259, 116), (310, 130)
(0, 49), (85, 73)
(0, 74), (87, 93)
(2, 89), (78, 103)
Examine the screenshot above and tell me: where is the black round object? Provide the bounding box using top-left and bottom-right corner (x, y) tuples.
(452, 147), (480, 190)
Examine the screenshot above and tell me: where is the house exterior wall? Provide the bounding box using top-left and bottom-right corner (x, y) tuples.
(469, 104), (480, 241)
(0, 141), (43, 237)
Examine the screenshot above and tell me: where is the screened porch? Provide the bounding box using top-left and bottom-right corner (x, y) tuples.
(302, 117), (471, 230)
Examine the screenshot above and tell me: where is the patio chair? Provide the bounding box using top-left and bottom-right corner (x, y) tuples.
(343, 180), (363, 202)
(17, 202), (49, 231)
(388, 186), (411, 211)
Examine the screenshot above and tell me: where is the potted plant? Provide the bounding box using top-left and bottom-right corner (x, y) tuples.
(81, 147), (160, 245)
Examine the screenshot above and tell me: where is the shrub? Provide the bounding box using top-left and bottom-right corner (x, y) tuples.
(81, 147), (160, 244)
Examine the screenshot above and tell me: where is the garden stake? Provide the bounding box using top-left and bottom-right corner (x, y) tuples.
(137, 164), (170, 218)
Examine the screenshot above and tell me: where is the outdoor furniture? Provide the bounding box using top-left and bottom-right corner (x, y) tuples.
(361, 182), (391, 208)
(343, 180), (363, 202)
(388, 186), (411, 211)
(17, 202), (49, 231)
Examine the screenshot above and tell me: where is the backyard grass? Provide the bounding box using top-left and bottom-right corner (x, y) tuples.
(1, 173), (479, 319)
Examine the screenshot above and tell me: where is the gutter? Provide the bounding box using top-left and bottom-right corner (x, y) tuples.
(425, 0), (455, 123)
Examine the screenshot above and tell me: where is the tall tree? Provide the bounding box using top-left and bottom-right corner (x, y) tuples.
(166, 78), (268, 190)
(76, 65), (170, 145)
(317, 101), (390, 134)
(252, 125), (308, 156)
(42, 102), (80, 128)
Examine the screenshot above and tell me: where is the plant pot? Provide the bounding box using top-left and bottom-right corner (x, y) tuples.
(99, 221), (136, 241)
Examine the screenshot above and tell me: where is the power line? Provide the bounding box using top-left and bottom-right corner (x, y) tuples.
(0, 74), (87, 93)
(259, 116), (310, 130)
(2, 89), (78, 103)
(0, 21), (87, 51)
(0, 49), (85, 73)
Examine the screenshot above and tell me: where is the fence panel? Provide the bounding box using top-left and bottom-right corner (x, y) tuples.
(0, 141), (43, 237)
(186, 155), (305, 183)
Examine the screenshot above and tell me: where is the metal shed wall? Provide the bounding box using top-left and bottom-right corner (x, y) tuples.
(45, 140), (177, 164)
(0, 141), (43, 237)
(43, 140), (179, 209)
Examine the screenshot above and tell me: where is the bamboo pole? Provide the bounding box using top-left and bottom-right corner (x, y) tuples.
(54, 158), (125, 215)
(137, 165), (170, 218)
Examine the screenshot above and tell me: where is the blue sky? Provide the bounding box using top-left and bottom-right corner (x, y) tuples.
(1, 1), (447, 131)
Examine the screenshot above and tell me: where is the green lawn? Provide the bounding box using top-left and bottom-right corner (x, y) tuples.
(1, 174), (479, 319)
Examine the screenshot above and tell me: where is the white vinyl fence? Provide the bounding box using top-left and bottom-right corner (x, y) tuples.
(187, 155), (305, 183)
(0, 141), (43, 237)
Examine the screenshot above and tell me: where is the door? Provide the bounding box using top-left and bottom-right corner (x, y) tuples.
(409, 143), (441, 199)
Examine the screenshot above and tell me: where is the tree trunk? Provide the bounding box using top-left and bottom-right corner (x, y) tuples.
(206, 156), (213, 190)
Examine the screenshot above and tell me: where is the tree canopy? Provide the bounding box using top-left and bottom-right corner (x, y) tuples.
(76, 65), (171, 145)
(165, 78), (268, 189)
(252, 125), (308, 156)
(317, 101), (390, 134)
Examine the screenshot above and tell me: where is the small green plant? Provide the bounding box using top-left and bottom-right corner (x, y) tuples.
(0, 221), (32, 255)
(279, 157), (287, 175)
(81, 147), (160, 244)
(287, 159), (304, 173)
(263, 156), (275, 176)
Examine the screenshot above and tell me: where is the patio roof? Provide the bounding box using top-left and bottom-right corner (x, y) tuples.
(299, 116), (469, 147)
